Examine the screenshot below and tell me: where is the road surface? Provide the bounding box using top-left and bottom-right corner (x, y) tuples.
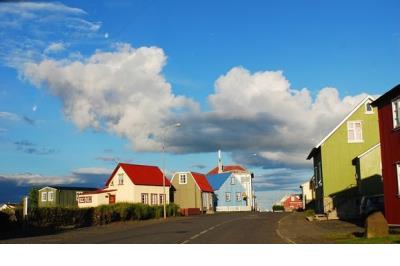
(0, 212), (288, 244)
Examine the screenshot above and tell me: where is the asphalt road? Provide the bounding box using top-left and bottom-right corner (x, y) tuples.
(0, 212), (288, 244)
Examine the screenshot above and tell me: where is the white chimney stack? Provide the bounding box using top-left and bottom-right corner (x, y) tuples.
(218, 149), (223, 173)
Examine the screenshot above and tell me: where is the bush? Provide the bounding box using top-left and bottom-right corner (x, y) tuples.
(272, 205), (285, 212)
(19, 202), (180, 229)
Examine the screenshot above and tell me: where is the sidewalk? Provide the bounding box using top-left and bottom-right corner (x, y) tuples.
(277, 212), (364, 244)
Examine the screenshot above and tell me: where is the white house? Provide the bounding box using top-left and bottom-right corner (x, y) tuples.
(300, 178), (314, 209)
(78, 163), (171, 208)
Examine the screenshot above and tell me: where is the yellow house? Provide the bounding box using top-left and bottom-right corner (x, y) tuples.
(78, 163), (171, 208)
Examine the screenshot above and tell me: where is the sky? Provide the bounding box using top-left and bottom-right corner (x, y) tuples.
(0, 0), (399, 210)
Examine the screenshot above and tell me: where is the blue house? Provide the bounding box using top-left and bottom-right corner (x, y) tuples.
(206, 172), (251, 211)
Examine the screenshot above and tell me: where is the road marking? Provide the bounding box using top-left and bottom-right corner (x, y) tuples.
(275, 213), (296, 244)
(180, 218), (241, 244)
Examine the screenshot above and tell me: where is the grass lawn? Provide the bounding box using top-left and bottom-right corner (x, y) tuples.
(326, 232), (400, 244)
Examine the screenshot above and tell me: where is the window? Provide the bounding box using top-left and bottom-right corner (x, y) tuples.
(141, 193), (149, 204)
(78, 197), (85, 203)
(347, 121), (363, 143)
(397, 163), (400, 195)
(392, 98), (400, 129)
(41, 192), (47, 202)
(225, 192), (231, 202)
(236, 192), (241, 201)
(179, 174), (187, 184)
(159, 194), (165, 205)
(365, 101), (374, 114)
(85, 196), (92, 203)
(118, 173), (124, 185)
(231, 176), (235, 185)
(48, 191), (54, 202)
(151, 193), (158, 205)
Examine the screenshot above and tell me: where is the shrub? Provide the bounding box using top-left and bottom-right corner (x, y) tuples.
(272, 205), (285, 212)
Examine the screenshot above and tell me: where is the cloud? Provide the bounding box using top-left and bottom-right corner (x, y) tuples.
(168, 67), (368, 169)
(0, 128), (7, 133)
(191, 164), (207, 170)
(14, 140), (57, 155)
(0, 111), (20, 121)
(0, 111), (35, 125)
(0, 1), (102, 68)
(0, 172), (80, 186)
(44, 42), (66, 54)
(252, 168), (311, 192)
(22, 43), (198, 151)
(0, 166), (112, 188)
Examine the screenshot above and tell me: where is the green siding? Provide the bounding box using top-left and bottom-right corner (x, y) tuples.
(356, 145), (383, 196)
(320, 103), (380, 198)
(171, 173), (202, 209)
(38, 188), (80, 207)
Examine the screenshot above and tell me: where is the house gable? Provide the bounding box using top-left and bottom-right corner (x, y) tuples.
(320, 97), (380, 197)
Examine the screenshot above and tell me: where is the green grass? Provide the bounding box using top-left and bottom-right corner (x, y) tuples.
(303, 209), (315, 217)
(326, 232), (400, 244)
(337, 235), (400, 244)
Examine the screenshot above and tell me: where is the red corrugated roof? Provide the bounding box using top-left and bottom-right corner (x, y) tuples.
(206, 165), (247, 175)
(105, 163), (171, 187)
(191, 172), (214, 192)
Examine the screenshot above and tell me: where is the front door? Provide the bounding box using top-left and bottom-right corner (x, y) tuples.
(109, 194), (116, 204)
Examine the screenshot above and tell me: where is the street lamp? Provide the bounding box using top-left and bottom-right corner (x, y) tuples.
(162, 122), (181, 219)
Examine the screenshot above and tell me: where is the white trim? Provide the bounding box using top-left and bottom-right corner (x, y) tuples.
(48, 191), (54, 202)
(311, 95), (375, 149)
(179, 173), (188, 184)
(41, 192), (47, 202)
(38, 186), (56, 191)
(364, 100), (374, 114)
(396, 163), (400, 196)
(392, 97), (400, 129)
(347, 120), (363, 143)
(356, 143), (381, 159)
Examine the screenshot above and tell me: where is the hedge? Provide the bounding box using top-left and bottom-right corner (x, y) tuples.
(272, 205), (285, 212)
(26, 203), (180, 228)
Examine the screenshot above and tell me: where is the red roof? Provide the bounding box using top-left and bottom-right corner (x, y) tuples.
(206, 165), (247, 175)
(105, 163), (171, 187)
(191, 172), (214, 192)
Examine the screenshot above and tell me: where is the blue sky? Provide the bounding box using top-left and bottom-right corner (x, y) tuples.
(0, 0), (399, 209)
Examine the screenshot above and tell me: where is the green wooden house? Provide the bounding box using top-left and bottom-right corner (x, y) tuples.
(38, 186), (98, 208)
(307, 96), (381, 219)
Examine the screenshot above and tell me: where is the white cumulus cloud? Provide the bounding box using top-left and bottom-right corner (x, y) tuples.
(22, 43), (198, 151)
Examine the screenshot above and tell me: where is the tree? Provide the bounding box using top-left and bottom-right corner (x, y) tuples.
(28, 187), (39, 209)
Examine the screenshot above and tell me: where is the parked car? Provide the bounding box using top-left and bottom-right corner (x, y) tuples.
(360, 195), (384, 217)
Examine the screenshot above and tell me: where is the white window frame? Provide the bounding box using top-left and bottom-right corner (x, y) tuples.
(397, 163), (400, 195)
(365, 101), (374, 114)
(48, 191), (54, 202)
(118, 173), (124, 185)
(179, 174), (187, 184)
(141, 193), (149, 204)
(392, 97), (400, 129)
(347, 121), (363, 143)
(236, 192), (241, 201)
(231, 176), (236, 185)
(159, 194), (165, 205)
(41, 192), (47, 202)
(151, 193), (158, 205)
(225, 192), (231, 202)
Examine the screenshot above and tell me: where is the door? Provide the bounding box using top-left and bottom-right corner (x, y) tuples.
(109, 194), (116, 204)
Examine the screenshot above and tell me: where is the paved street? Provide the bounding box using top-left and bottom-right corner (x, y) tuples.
(0, 212), (288, 244)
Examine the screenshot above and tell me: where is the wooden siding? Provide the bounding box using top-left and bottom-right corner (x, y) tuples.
(171, 173), (202, 210)
(377, 100), (400, 225)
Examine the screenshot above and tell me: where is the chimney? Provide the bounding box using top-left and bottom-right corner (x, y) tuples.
(218, 149), (223, 173)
